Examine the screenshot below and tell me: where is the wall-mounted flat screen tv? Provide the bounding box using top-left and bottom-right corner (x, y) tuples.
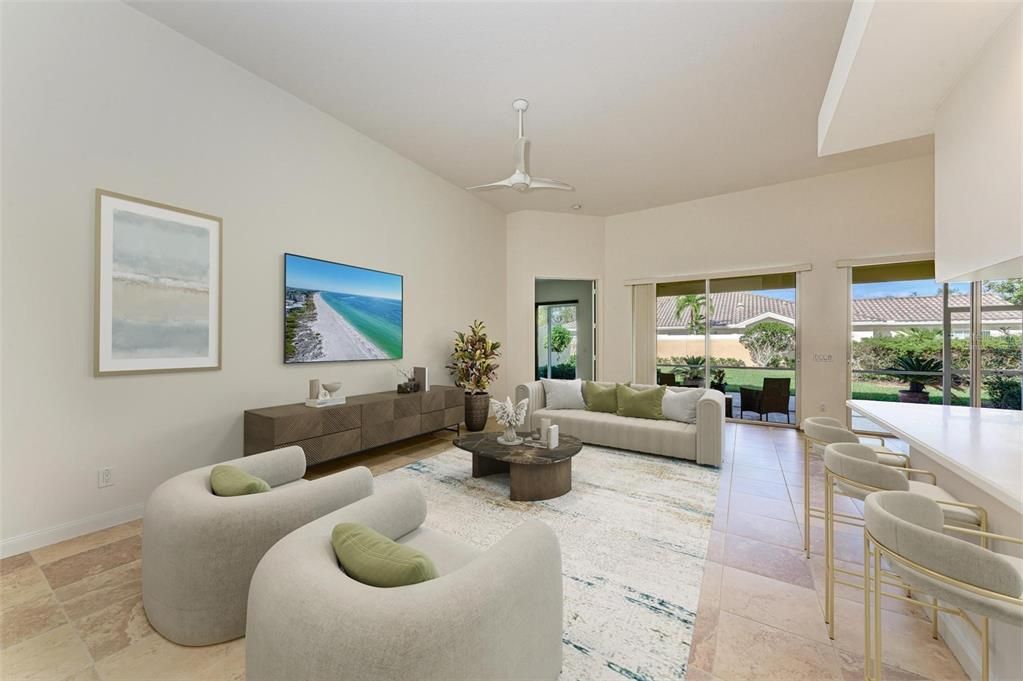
(284, 253), (403, 363)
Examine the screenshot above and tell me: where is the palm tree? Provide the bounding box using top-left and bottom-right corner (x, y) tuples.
(675, 294), (712, 334)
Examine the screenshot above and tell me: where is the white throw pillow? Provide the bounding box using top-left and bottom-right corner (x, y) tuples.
(662, 388), (704, 424)
(541, 379), (587, 410)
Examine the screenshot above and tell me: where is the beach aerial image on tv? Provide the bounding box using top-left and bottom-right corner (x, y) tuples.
(284, 253), (403, 363)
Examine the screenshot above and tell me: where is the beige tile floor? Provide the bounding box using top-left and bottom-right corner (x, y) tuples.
(689, 424), (968, 681)
(0, 422), (968, 681)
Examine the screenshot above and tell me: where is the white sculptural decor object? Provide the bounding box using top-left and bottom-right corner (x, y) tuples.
(306, 380), (345, 408)
(492, 396), (529, 446)
(547, 424), (559, 449)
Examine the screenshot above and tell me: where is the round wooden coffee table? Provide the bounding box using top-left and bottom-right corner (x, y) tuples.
(454, 432), (583, 501)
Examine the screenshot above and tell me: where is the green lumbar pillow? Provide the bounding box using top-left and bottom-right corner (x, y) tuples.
(332, 522), (438, 588)
(210, 464), (271, 496)
(616, 383), (666, 420)
(583, 381), (618, 413)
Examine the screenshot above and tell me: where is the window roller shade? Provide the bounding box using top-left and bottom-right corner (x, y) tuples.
(851, 261), (935, 285)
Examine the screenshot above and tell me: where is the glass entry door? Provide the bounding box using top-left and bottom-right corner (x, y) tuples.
(536, 302), (579, 379)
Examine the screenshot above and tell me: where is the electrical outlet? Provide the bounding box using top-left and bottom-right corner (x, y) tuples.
(97, 467), (114, 488)
(819, 402), (827, 413)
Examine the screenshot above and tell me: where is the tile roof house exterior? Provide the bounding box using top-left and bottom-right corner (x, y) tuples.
(656, 291), (1020, 366)
(656, 292), (1020, 339)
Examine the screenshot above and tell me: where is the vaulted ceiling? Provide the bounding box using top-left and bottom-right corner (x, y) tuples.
(131, 1), (933, 216)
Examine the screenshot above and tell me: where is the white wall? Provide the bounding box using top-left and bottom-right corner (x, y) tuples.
(0, 2), (506, 552)
(602, 156), (935, 420)
(505, 212), (605, 388)
(935, 6), (1023, 283)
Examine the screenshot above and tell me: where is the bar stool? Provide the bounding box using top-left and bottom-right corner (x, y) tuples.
(822, 442), (988, 640)
(801, 417), (910, 558)
(863, 491), (1022, 681)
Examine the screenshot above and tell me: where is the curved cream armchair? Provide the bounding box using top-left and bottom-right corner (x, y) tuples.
(246, 480), (564, 681)
(142, 446), (374, 646)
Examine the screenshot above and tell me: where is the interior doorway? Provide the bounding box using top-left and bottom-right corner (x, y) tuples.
(535, 279), (596, 380)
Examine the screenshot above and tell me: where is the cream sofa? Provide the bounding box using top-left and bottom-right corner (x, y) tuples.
(246, 480), (563, 681)
(515, 381), (725, 467)
(142, 446), (374, 646)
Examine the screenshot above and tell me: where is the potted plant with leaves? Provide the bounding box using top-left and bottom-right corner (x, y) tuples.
(680, 355), (705, 387)
(709, 368), (727, 393)
(888, 354), (948, 404)
(446, 320), (502, 431)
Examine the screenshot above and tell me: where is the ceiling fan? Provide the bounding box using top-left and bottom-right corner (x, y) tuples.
(467, 99), (574, 193)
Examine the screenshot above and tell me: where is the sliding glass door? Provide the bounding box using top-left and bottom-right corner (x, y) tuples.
(656, 272), (799, 425)
(849, 262), (1021, 432)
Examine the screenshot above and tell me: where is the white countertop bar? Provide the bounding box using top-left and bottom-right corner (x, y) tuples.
(846, 400), (1023, 511)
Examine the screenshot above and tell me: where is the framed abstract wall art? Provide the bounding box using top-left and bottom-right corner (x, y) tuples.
(95, 190), (222, 376)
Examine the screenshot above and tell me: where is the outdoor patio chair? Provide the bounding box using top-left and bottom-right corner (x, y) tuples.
(657, 371), (678, 386)
(760, 377), (792, 423)
(738, 387), (762, 420)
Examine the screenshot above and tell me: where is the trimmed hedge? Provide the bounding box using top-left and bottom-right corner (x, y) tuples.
(852, 335), (1020, 372)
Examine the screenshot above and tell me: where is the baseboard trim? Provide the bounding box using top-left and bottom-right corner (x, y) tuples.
(1, 503), (144, 558)
(937, 610), (981, 681)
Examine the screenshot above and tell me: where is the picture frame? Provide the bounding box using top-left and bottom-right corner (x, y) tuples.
(94, 189), (222, 376)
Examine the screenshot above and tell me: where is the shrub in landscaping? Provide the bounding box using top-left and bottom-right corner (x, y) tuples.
(739, 321), (795, 368)
(852, 333), (1020, 372)
(984, 375), (1022, 409)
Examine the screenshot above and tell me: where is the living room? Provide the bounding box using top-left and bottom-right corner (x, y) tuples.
(2, 2), (1021, 681)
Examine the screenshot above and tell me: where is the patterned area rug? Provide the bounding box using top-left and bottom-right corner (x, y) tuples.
(380, 444), (720, 681)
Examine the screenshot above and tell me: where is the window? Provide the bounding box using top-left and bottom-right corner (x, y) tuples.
(536, 302), (579, 380)
(849, 263), (1021, 432)
(977, 279), (1022, 410)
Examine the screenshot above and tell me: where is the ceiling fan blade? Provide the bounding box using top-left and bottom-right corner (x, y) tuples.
(466, 177), (513, 191)
(515, 137), (529, 173)
(528, 177), (575, 191)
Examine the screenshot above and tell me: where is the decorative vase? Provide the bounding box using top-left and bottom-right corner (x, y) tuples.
(497, 424), (523, 446)
(898, 389), (930, 404)
(396, 381), (420, 394)
(464, 392), (490, 431)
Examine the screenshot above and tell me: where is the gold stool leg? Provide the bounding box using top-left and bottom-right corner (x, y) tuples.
(803, 438), (811, 559)
(863, 536), (872, 681)
(931, 597), (939, 639)
(982, 617), (989, 681)
(825, 470), (835, 638)
(873, 544), (883, 681)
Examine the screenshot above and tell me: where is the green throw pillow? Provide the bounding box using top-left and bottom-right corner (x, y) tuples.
(210, 464), (271, 496)
(616, 384), (666, 420)
(583, 381), (618, 413)
(332, 523), (438, 588)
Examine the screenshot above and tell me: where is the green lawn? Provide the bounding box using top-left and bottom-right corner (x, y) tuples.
(658, 366), (797, 395)
(718, 368), (796, 394)
(850, 380), (976, 406)
(657, 366), (982, 406)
